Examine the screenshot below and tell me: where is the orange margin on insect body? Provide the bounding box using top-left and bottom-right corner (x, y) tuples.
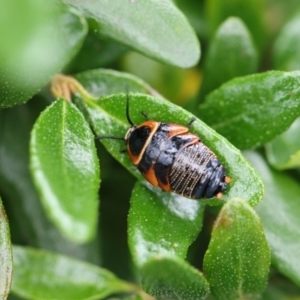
(216, 176), (232, 199)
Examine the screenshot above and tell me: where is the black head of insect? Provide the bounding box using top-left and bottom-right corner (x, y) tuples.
(95, 94), (144, 147)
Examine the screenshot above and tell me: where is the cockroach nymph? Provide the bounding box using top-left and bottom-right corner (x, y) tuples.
(99, 96), (231, 199)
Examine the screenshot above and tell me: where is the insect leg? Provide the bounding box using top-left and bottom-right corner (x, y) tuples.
(141, 111), (149, 120)
(187, 117), (196, 128)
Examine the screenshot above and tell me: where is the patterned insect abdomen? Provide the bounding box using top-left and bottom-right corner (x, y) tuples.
(170, 142), (227, 199)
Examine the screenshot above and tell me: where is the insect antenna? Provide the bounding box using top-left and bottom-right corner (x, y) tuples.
(187, 117), (196, 128)
(141, 111), (149, 120)
(126, 93), (135, 126)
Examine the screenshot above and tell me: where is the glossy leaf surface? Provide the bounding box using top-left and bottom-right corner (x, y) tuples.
(266, 117), (300, 169)
(62, 0), (200, 67)
(128, 182), (208, 299)
(204, 198), (270, 300)
(0, 0), (87, 108)
(0, 98), (101, 262)
(205, 0), (265, 50)
(200, 71), (300, 149)
(245, 151), (300, 286)
(30, 99), (99, 243)
(199, 17), (258, 100)
(75, 69), (155, 98)
(84, 92), (263, 206)
(0, 198), (12, 300)
(141, 257), (209, 299)
(12, 246), (135, 300)
(128, 182), (205, 266)
(273, 12), (300, 71)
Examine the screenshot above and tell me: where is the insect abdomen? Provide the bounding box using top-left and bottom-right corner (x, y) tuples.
(170, 142), (227, 199)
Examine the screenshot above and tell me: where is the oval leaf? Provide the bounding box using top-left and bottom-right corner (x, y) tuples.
(205, 0), (265, 50)
(245, 151), (300, 286)
(0, 1), (88, 108)
(128, 182), (209, 299)
(0, 98), (101, 262)
(141, 257), (209, 299)
(199, 71), (300, 149)
(199, 17), (258, 101)
(0, 198), (13, 300)
(62, 0), (200, 67)
(266, 117), (300, 169)
(273, 12), (300, 71)
(84, 92), (263, 206)
(12, 246), (136, 300)
(74, 69), (157, 98)
(128, 182), (205, 267)
(204, 198), (270, 300)
(30, 99), (100, 243)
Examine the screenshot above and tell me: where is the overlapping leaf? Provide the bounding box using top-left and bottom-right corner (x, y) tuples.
(205, 0), (265, 49)
(0, 98), (101, 262)
(199, 17), (258, 100)
(12, 246), (136, 300)
(273, 12), (300, 71)
(266, 117), (300, 169)
(128, 182), (205, 266)
(62, 0), (200, 67)
(199, 71), (300, 149)
(204, 198), (270, 300)
(128, 182), (209, 299)
(245, 151), (300, 286)
(74, 69), (156, 99)
(140, 257), (209, 299)
(30, 99), (100, 243)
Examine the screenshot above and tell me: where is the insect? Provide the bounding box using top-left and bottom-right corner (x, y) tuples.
(100, 96), (231, 199)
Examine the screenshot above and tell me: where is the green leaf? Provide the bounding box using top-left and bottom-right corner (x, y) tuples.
(205, 0), (265, 50)
(245, 151), (300, 287)
(62, 0), (200, 68)
(30, 99), (100, 243)
(141, 257), (209, 299)
(199, 71), (300, 149)
(74, 69), (156, 98)
(128, 182), (205, 266)
(204, 198), (270, 300)
(199, 17), (258, 100)
(273, 12), (300, 71)
(0, 198), (13, 300)
(0, 0), (88, 108)
(0, 97), (101, 262)
(85, 92), (263, 206)
(265, 117), (300, 170)
(12, 246), (136, 300)
(128, 182), (209, 299)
